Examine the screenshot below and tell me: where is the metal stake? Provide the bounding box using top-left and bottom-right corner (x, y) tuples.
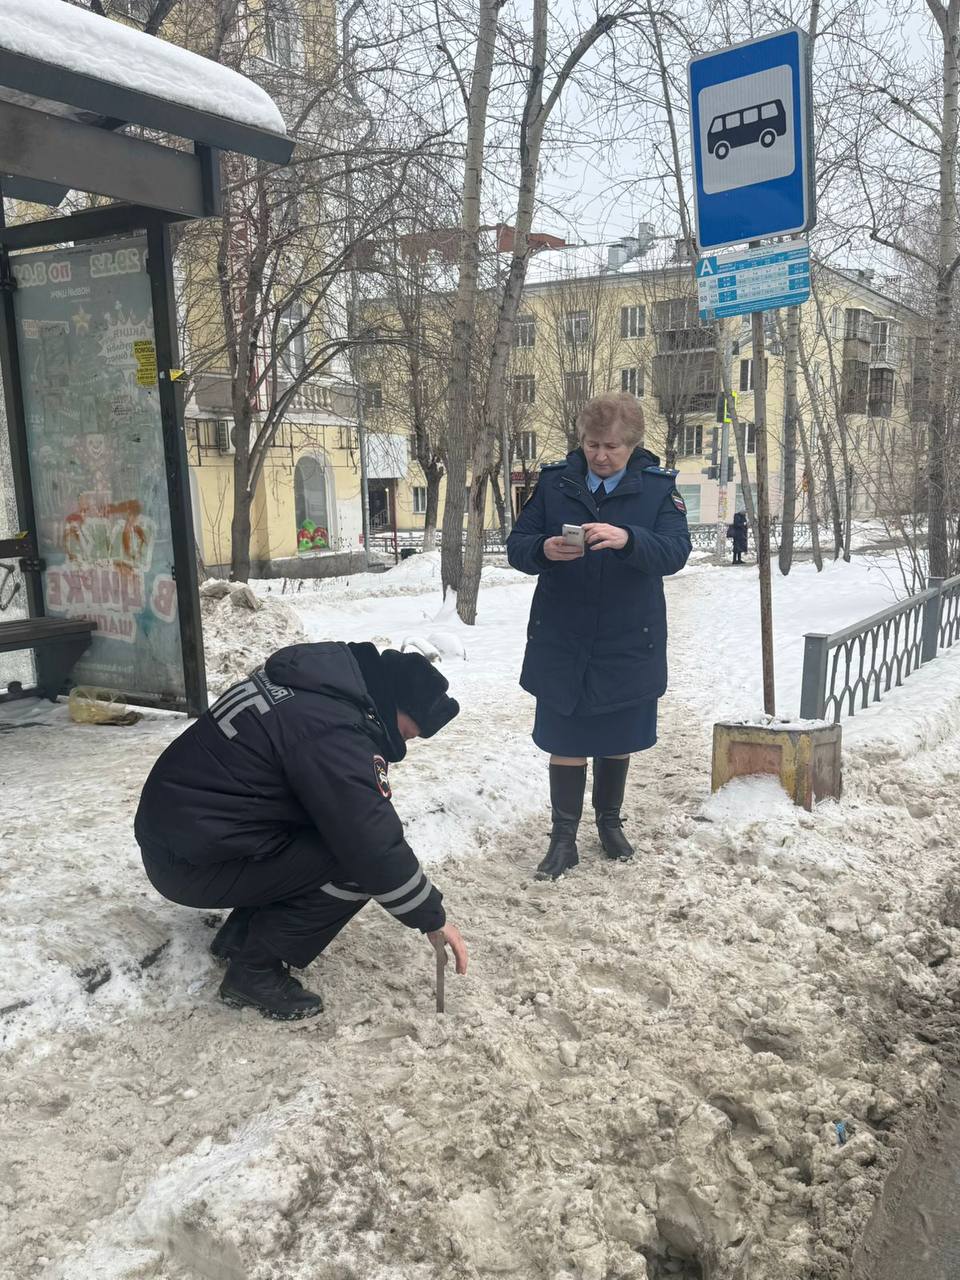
(432, 936), (446, 1014)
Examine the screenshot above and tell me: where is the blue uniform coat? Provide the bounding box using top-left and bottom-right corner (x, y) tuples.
(507, 447), (691, 716)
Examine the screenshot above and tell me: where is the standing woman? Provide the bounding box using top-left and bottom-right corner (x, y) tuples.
(507, 392), (691, 880)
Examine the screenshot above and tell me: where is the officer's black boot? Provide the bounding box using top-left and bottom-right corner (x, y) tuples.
(593, 756), (635, 861)
(210, 907), (254, 963)
(535, 763), (587, 881)
(219, 950), (324, 1021)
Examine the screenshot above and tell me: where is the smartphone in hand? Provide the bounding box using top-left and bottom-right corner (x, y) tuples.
(561, 523), (585, 549)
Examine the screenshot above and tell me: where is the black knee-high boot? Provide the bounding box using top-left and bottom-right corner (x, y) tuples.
(535, 763), (587, 881)
(593, 757), (635, 860)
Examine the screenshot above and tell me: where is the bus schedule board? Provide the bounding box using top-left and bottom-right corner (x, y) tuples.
(688, 28), (815, 252)
(696, 239), (811, 321)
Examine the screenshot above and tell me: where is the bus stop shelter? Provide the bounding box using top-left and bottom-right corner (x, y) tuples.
(0, 0), (292, 715)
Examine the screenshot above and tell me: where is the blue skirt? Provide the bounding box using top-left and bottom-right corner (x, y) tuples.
(533, 698), (658, 756)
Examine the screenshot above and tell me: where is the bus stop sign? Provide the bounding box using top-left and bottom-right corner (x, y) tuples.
(688, 28), (815, 252)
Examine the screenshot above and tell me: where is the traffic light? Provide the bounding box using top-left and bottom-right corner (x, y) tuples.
(705, 426), (719, 479)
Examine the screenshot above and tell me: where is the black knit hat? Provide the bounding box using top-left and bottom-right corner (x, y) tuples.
(347, 642), (460, 747)
(379, 649), (460, 738)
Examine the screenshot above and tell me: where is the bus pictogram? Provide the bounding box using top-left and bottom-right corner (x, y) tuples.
(707, 99), (787, 160)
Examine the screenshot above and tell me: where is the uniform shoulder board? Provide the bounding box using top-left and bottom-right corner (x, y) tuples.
(643, 465), (679, 478)
(539, 459), (567, 471)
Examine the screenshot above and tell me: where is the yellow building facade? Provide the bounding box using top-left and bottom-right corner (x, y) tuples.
(363, 245), (927, 540)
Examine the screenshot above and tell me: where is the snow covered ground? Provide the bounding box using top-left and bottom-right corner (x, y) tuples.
(3, 552), (960, 1280)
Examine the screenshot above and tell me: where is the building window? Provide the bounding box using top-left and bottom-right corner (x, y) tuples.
(621, 304), (646, 338)
(745, 422), (757, 454)
(654, 296), (700, 332)
(295, 456), (332, 552)
(264, 1), (295, 66)
(739, 358), (768, 392)
(844, 308), (874, 342)
(677, 425), (703, 457)
(514, 315), (536, 348)
(564, 371), (588, 403)
(513, 374), (536, 404)
(413, 485), (428, 515)
(278, 301), (306, 378)
(338, 425), (356, 451)
(564, 310), (590, 345)
(364, 382), (383, 410)
(868, 367), (894, 418)
(678, 485), (701, 523)
(734, 483), (757, 515)
(620, 366), (644, 396)
(842, 359), (869, 414)
(519, 430), (537, 461)
(871, 318), (900, 366)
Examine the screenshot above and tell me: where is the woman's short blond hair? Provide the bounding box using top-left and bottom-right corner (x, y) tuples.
(576, 392), (645, 447)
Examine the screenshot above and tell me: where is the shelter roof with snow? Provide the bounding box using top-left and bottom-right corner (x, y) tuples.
(0, 0), (291, 218)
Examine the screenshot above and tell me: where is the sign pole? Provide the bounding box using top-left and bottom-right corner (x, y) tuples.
(751, 303), (776, 714)
(715, 323), (733, 560)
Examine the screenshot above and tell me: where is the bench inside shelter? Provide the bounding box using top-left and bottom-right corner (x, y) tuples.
(0, 535), (96, 701)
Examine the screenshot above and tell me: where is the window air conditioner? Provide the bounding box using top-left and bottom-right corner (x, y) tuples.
(216, 420), (235, 454)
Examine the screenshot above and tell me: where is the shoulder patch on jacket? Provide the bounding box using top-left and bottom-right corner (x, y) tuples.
(643, 465), (679, 478)
(669, 488), (687, 513)
(373, 755), (391, 798)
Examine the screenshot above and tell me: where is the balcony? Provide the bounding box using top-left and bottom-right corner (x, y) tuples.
(870, 338), (901, 368)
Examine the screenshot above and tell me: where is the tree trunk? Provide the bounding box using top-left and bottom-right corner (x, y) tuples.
(796, 320), (844, 557)
(778, 306), (800, 575)
(490, 471), (506, 539)
(229, 400), (255, 581)
(458, 473), (489, 623)
(927, 0), (959, 576)
(797, 413), (823, 572)
(422, 460), (441, 551)
(441, 0), (500, 600)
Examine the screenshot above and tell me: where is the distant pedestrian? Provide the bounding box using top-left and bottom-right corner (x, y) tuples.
(728, 510), (748, 564)
(506, 392), (691, 881)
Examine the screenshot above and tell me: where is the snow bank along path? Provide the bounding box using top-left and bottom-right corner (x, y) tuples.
(3, 556), (960, 1279)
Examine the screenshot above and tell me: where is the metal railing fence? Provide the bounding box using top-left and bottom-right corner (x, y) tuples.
(800, 573), (960, 722)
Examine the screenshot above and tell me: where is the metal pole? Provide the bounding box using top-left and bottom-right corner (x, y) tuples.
(147, 218), (207, 716)
(752, 305), (776, 714)
(800, 633), (829, 719)
(923, 576), (944, 662)
(355, 381), (371, 551)
(715, 321), (732, 560)
(0, 191), (44, 622)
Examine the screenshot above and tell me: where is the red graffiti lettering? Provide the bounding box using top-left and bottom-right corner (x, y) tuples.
(151, 575), (178, 623)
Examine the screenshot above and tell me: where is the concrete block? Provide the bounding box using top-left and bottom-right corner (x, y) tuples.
(711, 720), (842, 810)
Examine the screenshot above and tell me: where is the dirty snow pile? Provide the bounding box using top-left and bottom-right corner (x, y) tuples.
(3, 553), (960, 1280)
(200, 579), (307, 696)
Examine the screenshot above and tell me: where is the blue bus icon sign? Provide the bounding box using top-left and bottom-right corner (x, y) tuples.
(689, 28), (815, 252)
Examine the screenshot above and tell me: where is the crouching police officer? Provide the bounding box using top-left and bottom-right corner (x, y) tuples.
(135, 641), (467, 1021)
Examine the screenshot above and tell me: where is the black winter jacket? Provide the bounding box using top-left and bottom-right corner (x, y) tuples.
(134, 642), (445, 933)
(506, 447), (691, 714)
